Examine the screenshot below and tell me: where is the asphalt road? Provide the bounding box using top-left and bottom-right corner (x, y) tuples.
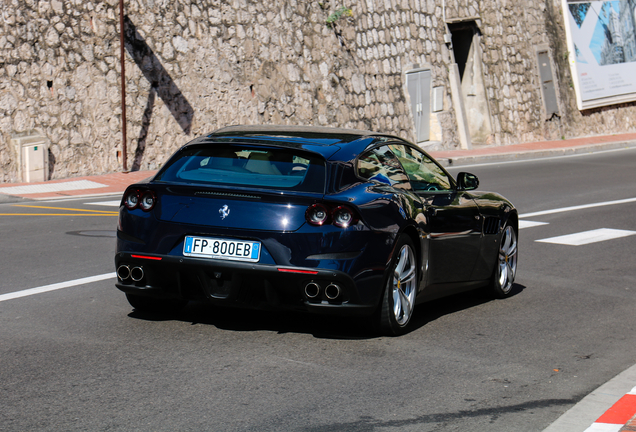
(1, 148), (635, 432)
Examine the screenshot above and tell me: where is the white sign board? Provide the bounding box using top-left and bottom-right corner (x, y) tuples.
(563, 0), (636, 109)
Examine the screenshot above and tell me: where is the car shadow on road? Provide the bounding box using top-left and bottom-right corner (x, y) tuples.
(128, 283), (526, 339)
(129, 304), (379, 340)
(409, 283), (526, 331)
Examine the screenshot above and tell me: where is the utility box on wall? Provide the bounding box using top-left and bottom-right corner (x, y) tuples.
(11, 131), (49, 183)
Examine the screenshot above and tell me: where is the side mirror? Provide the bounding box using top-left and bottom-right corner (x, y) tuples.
(457, 172), (479, 191)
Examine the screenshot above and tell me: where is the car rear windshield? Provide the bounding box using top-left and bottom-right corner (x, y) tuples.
(154, 144), (326, 193)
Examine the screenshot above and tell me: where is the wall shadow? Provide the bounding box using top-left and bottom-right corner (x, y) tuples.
(47, 147), (56, 180)
(123, 16), (194, 170)
(132, 85), (156, 171)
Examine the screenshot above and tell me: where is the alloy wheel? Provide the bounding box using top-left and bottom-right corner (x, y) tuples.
(391, 244), (417, 326)
(497, 225), (518, 294)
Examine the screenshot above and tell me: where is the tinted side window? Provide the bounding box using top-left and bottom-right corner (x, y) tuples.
(357, 146), (410, 188)
(388, 144), (452, 191)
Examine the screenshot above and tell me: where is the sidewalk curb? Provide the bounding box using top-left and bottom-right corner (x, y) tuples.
(27, 191), (125, 202)
(0, 191), (126, 204)
(0, 170), (156, 202)
(0, 194), (29, 204)
(433, 140), (636, 167)
(542, 364), (636, 432)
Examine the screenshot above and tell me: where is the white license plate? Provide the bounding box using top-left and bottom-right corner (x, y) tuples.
(183, 236), (261, 262)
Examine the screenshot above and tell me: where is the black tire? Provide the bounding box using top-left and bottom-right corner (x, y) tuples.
(379, 235), (418, 336)
(490, 224), (518, 298)
(125, 293), (187, 314)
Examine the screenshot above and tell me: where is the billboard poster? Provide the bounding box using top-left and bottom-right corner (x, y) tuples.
(563, 0), (636, 109)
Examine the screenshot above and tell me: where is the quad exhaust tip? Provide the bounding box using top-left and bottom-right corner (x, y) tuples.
(117, 265), (144, 282)
(130, 266), (144, 282)
(117, 265), (130, 280)
(304, 282), (320, 299)
(304, 282), (341, 300)
(325, 283), (341, 300)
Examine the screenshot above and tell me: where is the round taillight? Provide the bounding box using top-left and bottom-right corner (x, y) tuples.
(139, 191), (156, 211)
(124, 190), (140, 210)
(333, 206), (355, 228)
(306, 203), (330, 226)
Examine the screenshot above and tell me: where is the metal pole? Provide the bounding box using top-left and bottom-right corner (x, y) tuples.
(119, 0), (127, 171)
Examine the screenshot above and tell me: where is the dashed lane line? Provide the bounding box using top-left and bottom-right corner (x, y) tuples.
(0, 273), (116, 303)
(519, 220), (549, 229)
(536, 228), (636, 246)
(519, 197), (636, 219)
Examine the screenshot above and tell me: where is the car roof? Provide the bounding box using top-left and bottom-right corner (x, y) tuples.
(177, 125), (411, 162)
(210, 125), (377, 144)
(191, 125), (402, 161)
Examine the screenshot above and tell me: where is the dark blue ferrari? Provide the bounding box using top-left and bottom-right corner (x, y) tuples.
(115, 125), (518, 335)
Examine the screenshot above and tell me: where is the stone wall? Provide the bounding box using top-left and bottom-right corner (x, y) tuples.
(445, 0), (636, 144)
(1, 0), (635, 182)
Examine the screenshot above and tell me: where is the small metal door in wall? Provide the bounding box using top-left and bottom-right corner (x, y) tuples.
(537, 50), (559, 118)
(406, 69), (430, 143)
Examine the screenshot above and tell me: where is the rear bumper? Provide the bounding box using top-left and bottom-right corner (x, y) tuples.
(114, 252), (379, 316)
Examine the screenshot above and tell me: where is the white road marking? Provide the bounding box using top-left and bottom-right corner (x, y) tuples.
(519, 197), (636, 218)
(536, 228), (636, 246)
(0, 273), (116, 303)
(519, 220), (549, 229)
(583, 423), (622, 432)
(0, 180), (107, 195)
(443, 146), (636, 169)
(85, 200), (121, 207)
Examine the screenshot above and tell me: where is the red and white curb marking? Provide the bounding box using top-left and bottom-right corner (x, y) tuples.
(584, 386), (636, 432)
